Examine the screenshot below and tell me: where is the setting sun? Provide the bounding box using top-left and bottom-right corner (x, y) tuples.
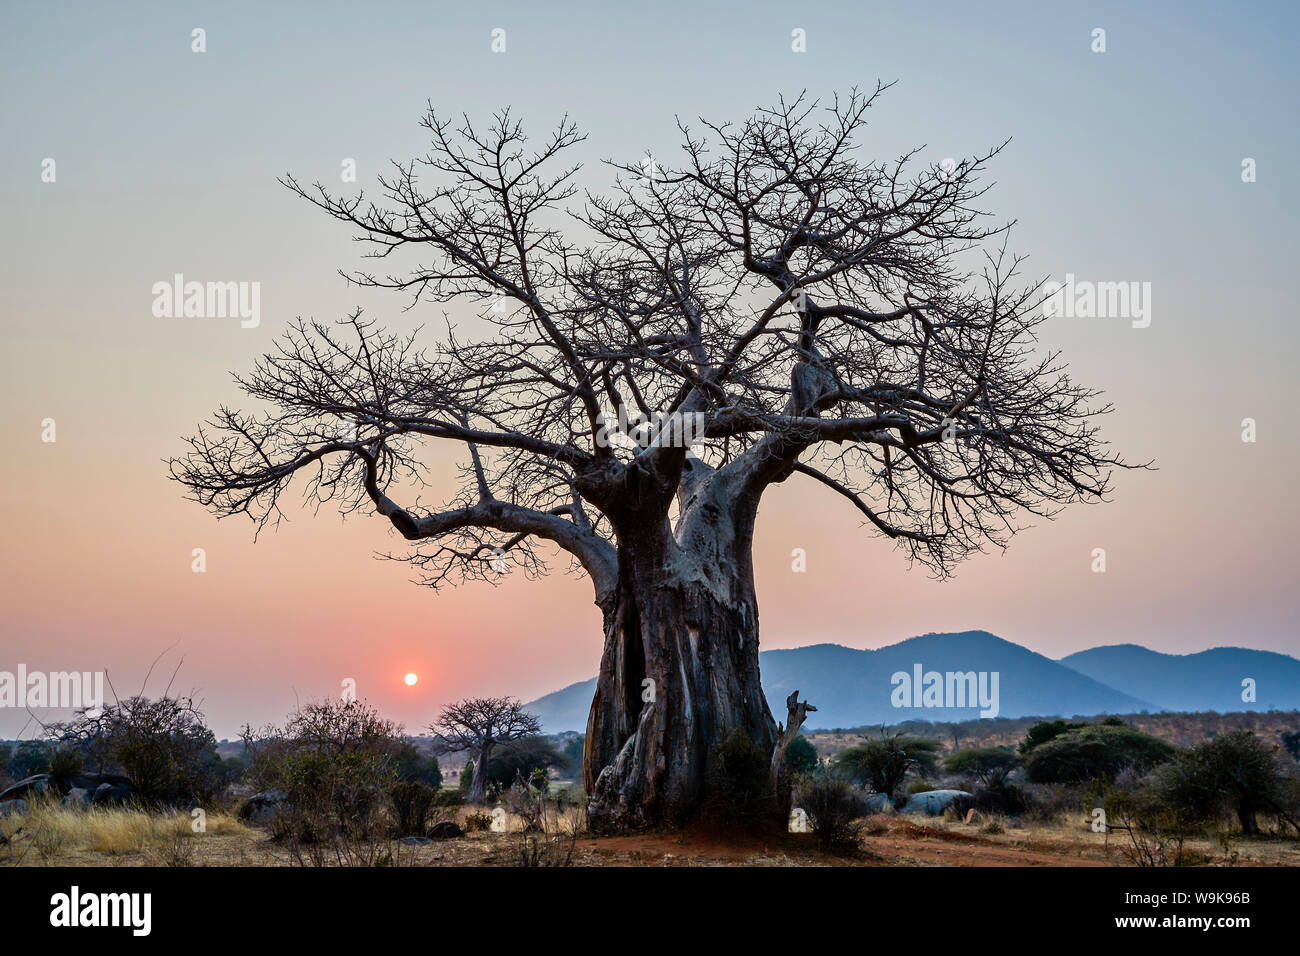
(403, 672), (418, 686)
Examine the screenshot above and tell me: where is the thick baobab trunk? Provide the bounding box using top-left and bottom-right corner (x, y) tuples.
(583, 458), (791, 831)
(583, 556), (775, 829)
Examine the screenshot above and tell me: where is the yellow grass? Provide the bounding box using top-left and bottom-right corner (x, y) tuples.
(6, 800), (257, 864)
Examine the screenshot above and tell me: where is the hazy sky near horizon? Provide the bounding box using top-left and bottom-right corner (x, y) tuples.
(1, 1), (1298, 737)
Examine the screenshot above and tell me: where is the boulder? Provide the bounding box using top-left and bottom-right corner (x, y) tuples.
(90, 782), (133, 806)
(62, 788), (91, 808)
(67, 772), (133, 793)
(428, 820), (464, 839)
(899, 789), (973, 816)
(0, 799), (29, 817)
(0, 774), (55, 802)
(864, 792), (895, 813)
(240, 790), (290, 824)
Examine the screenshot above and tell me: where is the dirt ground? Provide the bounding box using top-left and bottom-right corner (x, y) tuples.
(6, 807), (1298, 867)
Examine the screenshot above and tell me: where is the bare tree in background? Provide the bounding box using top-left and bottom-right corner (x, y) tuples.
(432, 697), (541, 803)
(173, 86), (1131, 829)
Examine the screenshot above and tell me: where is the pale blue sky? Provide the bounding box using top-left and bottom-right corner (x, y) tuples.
(1, 1), (1297, 735)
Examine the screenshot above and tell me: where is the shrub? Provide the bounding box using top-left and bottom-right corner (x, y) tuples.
(241, 698), (406, 863)
(479, 737), (564, 794)
(703, 730), (774, 828)
(435, 789), (465, 808)
(944, 746), (1019, 786)
(9, 740), (52, 778)
(1018, 720), (1089, 755)
(1102, 783), (1205, 867)
(50, 695), (223, 805)
(392, 743), (442, 787)
(388, 780), (438, 837)
(1151, 729), (1297, 836)
(783, 736), (820, 776)
(561, 735), (585, 776)
(1282, 731), (1300, 764)
(1023, 724), (1174, 784)
(971, 780), (1030, 815)
(49, 746), (84, 780)
(795, 772), (867, 853)
(834, 732), (940, 800)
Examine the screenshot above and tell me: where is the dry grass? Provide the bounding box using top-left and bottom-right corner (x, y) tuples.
(2, 800), (263, 866)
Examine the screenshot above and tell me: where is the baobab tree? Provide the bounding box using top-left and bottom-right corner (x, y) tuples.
(432, 697), (541, 804)
(172, 86), (1127, 829)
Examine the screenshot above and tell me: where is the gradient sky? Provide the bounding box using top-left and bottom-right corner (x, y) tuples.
(2, 0), (1297, 738)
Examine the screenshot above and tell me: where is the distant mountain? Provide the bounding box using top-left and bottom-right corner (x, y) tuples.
(1059, 644), (1300, 713)
(760, 631), (1152, 728)
(525, 630), (1158, 733)
(527, 678), (597, 736)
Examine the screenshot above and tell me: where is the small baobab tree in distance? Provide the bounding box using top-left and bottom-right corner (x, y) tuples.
(172, 85), (1131, 830)
(432, 696), (541, 804)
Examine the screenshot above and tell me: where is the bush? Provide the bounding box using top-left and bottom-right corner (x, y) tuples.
(9, 740), (53, 778)
(1019, 720), (1089, 755)
(704, 730), (774, 828)
(795, 772), (867, 853)
(1282, 731), (1300, 764)
(971, 780), (1030, 815)
(392, 743), (442, 787)
(834, 732), (940, 800)
(435, 789), (465, 808)
(479, 737), (564, 794)
(1023, 724), (1174, 784)
(388, 780), (438, 837)
(1151, 729), (1297, 836)
(241, 698), (406, 862)
(49, 746), (84, 780)
(783, 736), (820, 776)
(1102, 783), (1206, 867)
(50, 695), (223, 805)
(944, 746), (1019, 786)
(561, 735), (585, 776)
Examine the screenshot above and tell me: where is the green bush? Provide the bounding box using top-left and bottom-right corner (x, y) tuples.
(561, 735), (585, 776)
(704, 729), (774, 828)
(388, 780), (438, 836)
(480, 738), (564, 794)
(9, 740), (52, 778)
(1018, 720), (1089, 755)
(944, 746), (1019, 786)
(241, 698), (405, 849)
(50, 695), (222, 805)
(1151, 729), (1295, 836)
(1023, 724), (1174, 784)
(834, 732), (940, 799)
(783, 736), (820, 776)
(49, 746), (84, 780)
(392, 743), (442, 787)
